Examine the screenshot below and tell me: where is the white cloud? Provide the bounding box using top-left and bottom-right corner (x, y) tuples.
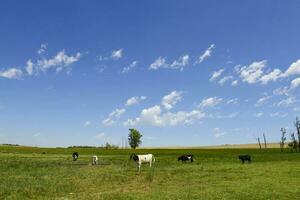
(231, 80), (238, 86)
(102, 108), (126, 126)
(161, 91), (183, 110)
(290, 77), (300, 89)
(36, 50), (81, 73)
(270, 112), (288, 118)
(255, 95), (271, 107)
(0, 68), (23, 79)
(260, 69), (282, 84)
(84, 121), (91, 127)
(227, 98), (238, 105)
(209, 68), (224, 81)
(122, 61), (138, 73)
(125, 96), (147, 107)
(273, 87), (289, 96)
(283, 59), (300, 77)
(197, 44), (215, 63)
(124, 105), (205, 127)
(277, 96), (296, 107)
(37, 44), (47, 55)
(170, 54), (189, 70)
(219, 75), (233, 86)
(25, 60), (34, 75)
(213, 128), (226, 138)
(254, 112), (263, 118)
(238, 60), (267, 84)
(149, 57), (168, 70)
(198, 97), (222, 109)
(111, 49), (123, 60)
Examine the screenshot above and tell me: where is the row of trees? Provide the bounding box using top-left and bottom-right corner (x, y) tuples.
(280, 117), (300, 152)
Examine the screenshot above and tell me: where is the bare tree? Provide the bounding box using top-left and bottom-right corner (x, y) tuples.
(280, 128), (286, 152)
(288, 133), (298, 152)
(294, 117), (300, 152)
(263, 133), (267, 149)
(257, 137), (262, 150)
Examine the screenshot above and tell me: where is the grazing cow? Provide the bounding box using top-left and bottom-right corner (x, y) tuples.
(238, 154), (251, 164)
(130, 153), (155, 172)
(178, 154), (194, 163)
(72, 152), (79, 161)
(91, 155), (98, 165)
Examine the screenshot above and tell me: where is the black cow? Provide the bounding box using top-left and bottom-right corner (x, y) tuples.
(238, 154), (251, 164)
(178, 154), (194, 163)
(72, 152), (79, 161)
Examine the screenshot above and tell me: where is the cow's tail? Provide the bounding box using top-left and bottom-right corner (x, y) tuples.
(152, 155), (155, 163)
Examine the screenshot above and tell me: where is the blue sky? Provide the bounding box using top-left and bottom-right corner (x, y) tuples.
(0, 0), (300, 147)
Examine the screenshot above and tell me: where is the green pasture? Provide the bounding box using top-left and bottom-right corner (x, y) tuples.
(0, 145), (300, 199)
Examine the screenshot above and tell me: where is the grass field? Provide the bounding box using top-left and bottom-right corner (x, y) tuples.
(1, 145), (300, 200)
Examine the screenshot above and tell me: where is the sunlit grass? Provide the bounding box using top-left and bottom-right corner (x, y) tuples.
(1, 146), (300, 199)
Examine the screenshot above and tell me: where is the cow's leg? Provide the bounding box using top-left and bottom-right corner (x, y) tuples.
(150, 160), (152, 167)
(138, 162), (141, 173)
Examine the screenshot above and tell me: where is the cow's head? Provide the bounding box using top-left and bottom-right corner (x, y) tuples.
(130, 153), (139, 161)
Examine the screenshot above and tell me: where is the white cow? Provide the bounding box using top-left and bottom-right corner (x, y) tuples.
(91, 155), (98, 165)
(130, 153), (155, 172)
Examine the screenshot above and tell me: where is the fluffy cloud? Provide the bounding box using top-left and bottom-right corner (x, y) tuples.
(111, 49), (123, 60)
(277, 96), (296, 107)
(290, 77), (300, 89)
(122, 61), (138, 73)
(25, 60), (34, 75)
(102, 108), (126, 126)
(226, 98), (238, 105)
(260, 69), (282, 84)
(0, 68), (23, 79)
(219, 75), (233, 86)
(283, 59), (300, 77)
(124, 105), (205, 126)
(170, 54), (189, 70)
(36, 50), (81, 73)
(125, 96), (147, 106)
(273, 87), (289, 96)
(231, 80), (238, 86)
(149, 57), (168, 70)
(161, 91), (183, 110)
(149, 54), (189, 71)
(209, 69), (224, 81)
(37, 44), (47, 55)
(197, 44), (215, 63)
(238, 60), (267, 84)
(198, 97), (222, 109)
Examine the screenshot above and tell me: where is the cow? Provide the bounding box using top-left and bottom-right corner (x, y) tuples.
(91, 155), (98, 165)
(178, 154), (194, 163)
(72, 152), (79, 161)
(238, 154), (251, 164)
(130, 153), (155, 172)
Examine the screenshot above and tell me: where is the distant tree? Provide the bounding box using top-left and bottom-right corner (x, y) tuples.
(128, 129), (142, 149)
(280, 128), (287, 152)
(288, 133), (298, 152)
(257, 137), (262, 150)
(294, 117), (300, 152)
(263, 133), (267, 149)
